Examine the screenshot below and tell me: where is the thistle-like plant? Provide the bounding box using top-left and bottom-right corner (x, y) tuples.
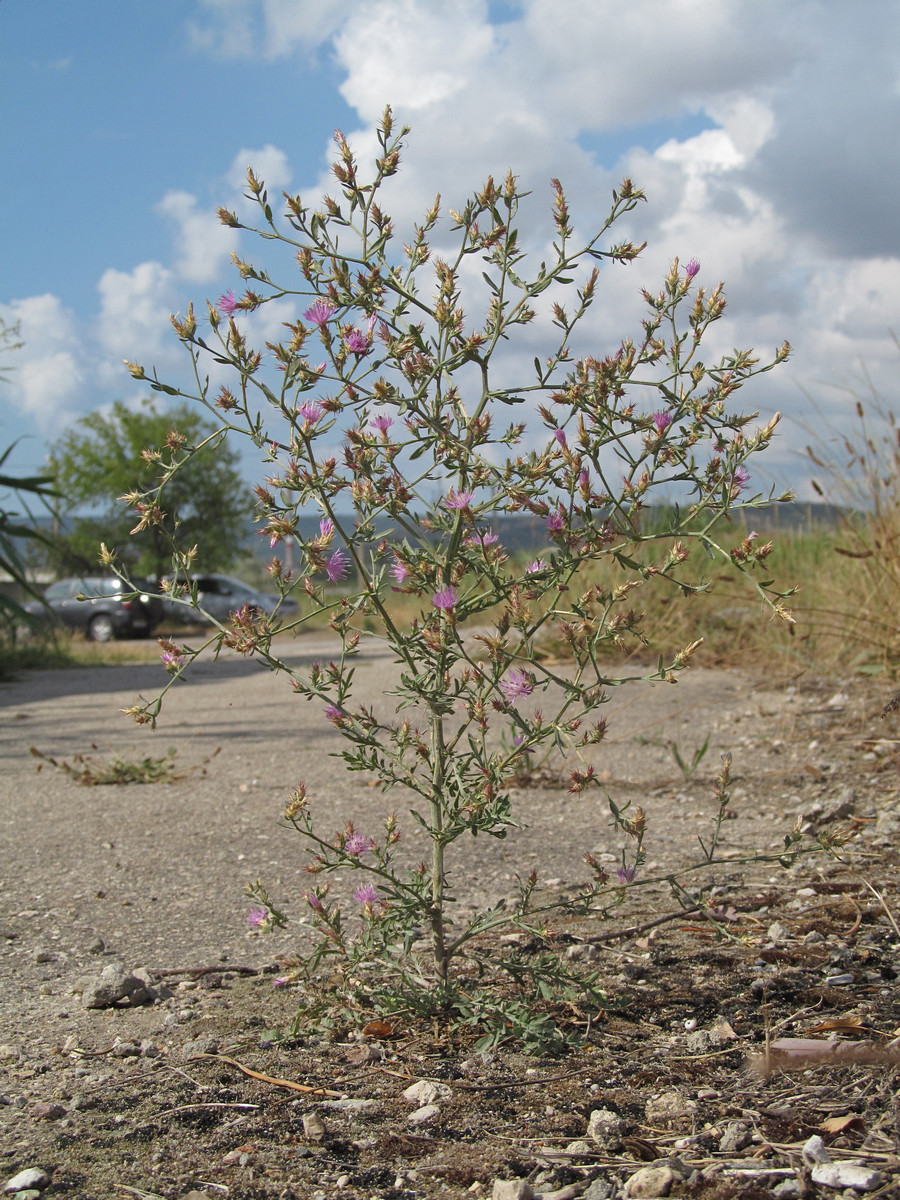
(121, 108), (806, 1030)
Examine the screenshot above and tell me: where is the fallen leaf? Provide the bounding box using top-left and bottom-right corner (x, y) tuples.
(820, 1114), (865, 1134)
(806, 1015), (866, 1034)
(362, 1019), (394, 1039)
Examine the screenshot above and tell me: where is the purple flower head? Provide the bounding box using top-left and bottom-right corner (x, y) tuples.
(390, 557), (409, 586)
(500, 669), (534, 704)
(465, 527), (499, 548)
(303, 299), (335, 327)
(325, 548), (349, 582)
(273, 975), (289, 988)
(554, 428), (567, 449)
(247, 906), (267, 927)
(731, 466), (751, 495)
(344, 830), (375, 856)
(319, 517), (334, 539)
(513, 732), (535, 756)
(525, 558), (547, 575)
(546, 509), (566, 534)
(432, 585), (459, 610)
(324, 704), (343, 725)
(345, 328), (371, 355)
(354, 883), (379, 905)
(652, 410), (673, 436)
(446, 489), (474, 510)
(218, 289), (238, 317)
(303, 889), (324, 912)
(579, 468), (590, 492)
(298, 401), (324, 425)
(684, 258), (701, 280)
(616, 865), (637, 884)
(370, 414), (393, 434)
(160, 648), (184, 671)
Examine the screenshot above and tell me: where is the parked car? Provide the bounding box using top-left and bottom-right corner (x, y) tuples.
(159, 573), (299, 626)
(23, 576), (164, 642)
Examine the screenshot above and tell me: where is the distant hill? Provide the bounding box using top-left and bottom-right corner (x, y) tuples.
(6, 502), (851, 583)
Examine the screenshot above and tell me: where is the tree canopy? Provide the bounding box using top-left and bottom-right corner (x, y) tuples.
(47, 399), (252, 579)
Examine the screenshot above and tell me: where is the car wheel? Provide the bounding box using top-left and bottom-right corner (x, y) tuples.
(88, 614), (116, 643)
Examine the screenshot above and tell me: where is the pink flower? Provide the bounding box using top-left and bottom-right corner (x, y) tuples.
(325, 549), (349, 582)
(354, 883), (379, 904)
(247, 906), (267, 927)
(652, 410), (673, 435)
(513, 733), (534, 756)
(298, 401), (324, 425)
(303, 890), (324, 911)
(579, 468), (590, 492)
(273, 975), (289, 987)
(432, 585), (459, 610)
(303, 299), (335, 327)
(500, 669), (534, 704)
(546, 509), (565, 534)
(445, 489), (474, 510)
(344, 830), (374, 856)
(390, 558), (409, 586)
(731, 466), (750, 495)
(525, 558), (547, 574)
(616, 865), (637, 884)
(319, 517), (334, 539)
(370, 414), (393, 434)
(160, 648), (184, 671)
(324, 704), (344, 724)
(218, 289), (238, 317)
(684, 258), (700, 280)
(345, 328), (371, 355)
(554, 428), (567, 449)
(465, 527), (499, 549)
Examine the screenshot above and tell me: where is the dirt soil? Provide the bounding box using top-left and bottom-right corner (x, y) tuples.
(1, 637), (899, 1199)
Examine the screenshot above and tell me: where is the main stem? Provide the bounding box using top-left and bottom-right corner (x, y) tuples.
(429, 709), (448, 982)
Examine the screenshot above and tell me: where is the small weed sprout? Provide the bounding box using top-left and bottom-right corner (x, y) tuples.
(30, 745), (181, 785)
(119, 110), (830, 1045)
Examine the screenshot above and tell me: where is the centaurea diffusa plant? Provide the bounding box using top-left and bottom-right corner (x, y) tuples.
(121, 108), (822, 1044)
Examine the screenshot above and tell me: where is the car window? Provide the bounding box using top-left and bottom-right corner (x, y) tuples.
(79, 578), (116, 598)
(45, 580), (76, 601)
(228, 581), (254, 597)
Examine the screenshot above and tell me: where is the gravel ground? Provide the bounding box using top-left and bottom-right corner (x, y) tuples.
(1, 638), (899, 1198)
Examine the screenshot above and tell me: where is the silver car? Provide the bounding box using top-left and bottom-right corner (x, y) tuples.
(160, 573), (298, 626)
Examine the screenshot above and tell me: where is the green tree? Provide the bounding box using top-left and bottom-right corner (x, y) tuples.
(47, 398), (251, 579)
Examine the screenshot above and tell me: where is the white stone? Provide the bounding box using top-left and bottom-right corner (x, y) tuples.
(587, 1107), (622, 1147)
(624, 1164), (676, 1197)
(491, 1181), (534, 1200)
(4, 1169), (50, 1193)
(402, 1079), (451, 1105)
(407, 1103), (441, 1126)
(811, 1162), (884, 1191)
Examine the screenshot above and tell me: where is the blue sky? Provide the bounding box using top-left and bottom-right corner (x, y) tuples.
(2, 0), (899, 499)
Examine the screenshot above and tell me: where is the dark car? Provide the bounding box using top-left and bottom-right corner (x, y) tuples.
(24, 576), (164, 642)
(159, 573), (299, 626)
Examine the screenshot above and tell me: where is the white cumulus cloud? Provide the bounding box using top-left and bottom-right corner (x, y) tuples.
(156, 190), (239, 284)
